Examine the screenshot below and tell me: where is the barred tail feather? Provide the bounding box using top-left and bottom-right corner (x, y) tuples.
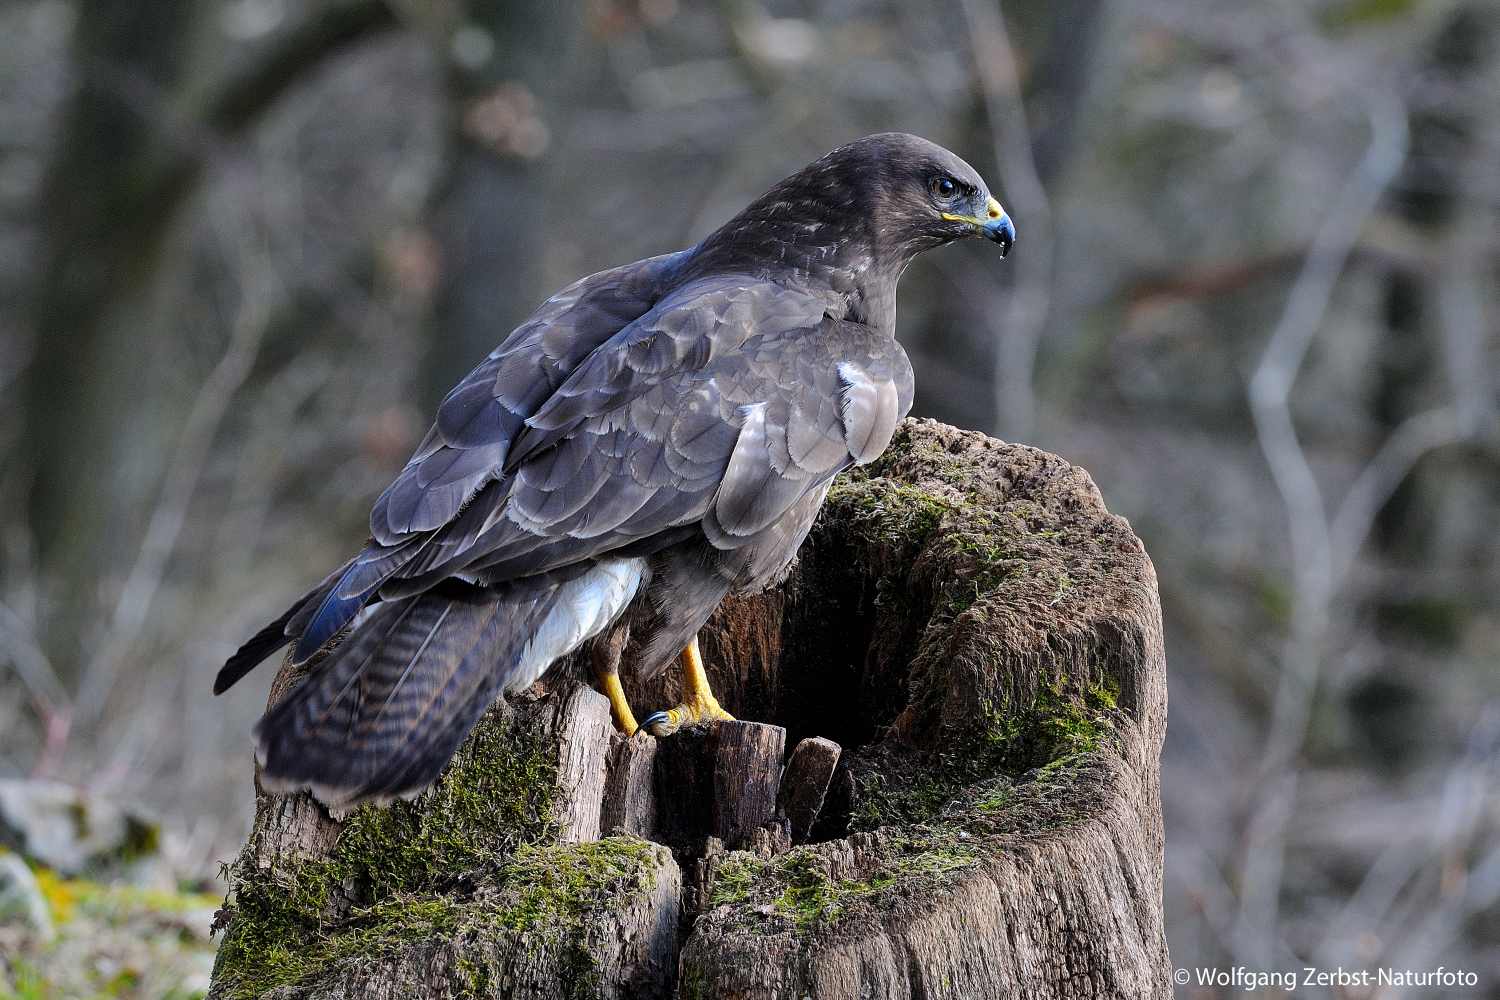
(254, 577), (562, 808)
(254, 556), (649, 808)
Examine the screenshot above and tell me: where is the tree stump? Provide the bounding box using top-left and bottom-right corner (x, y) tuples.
(778, 737), (842, 845)
(209, 418), (1170, 999)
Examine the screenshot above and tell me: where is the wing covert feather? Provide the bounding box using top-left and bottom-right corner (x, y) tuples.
(370, 251), (688, 544)
(353, 275), (913, 607)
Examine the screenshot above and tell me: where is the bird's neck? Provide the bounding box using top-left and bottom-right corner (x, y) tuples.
(687, 208), (907, 334)
(846, 278), (899, 332)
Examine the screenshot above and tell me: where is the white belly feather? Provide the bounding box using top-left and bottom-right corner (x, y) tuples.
(503, 557), (649, 694)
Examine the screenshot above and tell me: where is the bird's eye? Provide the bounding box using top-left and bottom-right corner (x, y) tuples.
(930, 176), (959, 201)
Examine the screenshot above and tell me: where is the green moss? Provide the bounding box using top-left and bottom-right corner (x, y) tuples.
(469, 838), (660, 935)
(848, 772), (943, 833)
(704, 831), (979, 933)
(707, 429), (1134, 941)
(972, 787), (1009, 813)
(824, 468), (1050, 627)
(216, 835), (660, 999)
(213, 705), (600, 998)
(955, 754), (1117, 839)
(1027, 679), (1120, 766)
(822, 478), (955, 550)
(678, 967), (709, 1000)
(817, 451), (1128, 836)
(848, 679), (1120, 832)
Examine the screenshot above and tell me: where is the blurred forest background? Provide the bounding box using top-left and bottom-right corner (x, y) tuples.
(1, 0), (1498, 994)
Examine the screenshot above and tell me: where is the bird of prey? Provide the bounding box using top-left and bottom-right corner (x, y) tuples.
(215, 132), (1014, 808)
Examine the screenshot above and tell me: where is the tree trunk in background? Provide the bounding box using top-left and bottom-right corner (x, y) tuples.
(19, 0), (399, 684)
(425, 0), (583, 405)
(210, 418), (1170, 999)
(23, 0), (198, 677)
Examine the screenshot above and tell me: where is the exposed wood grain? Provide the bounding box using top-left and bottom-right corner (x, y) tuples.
(602, 732), (658, 837)
(711, 721), (786, 850)
(777, 736), (841, 845)
(651, 724), (717, 865)
(552, 684), (612, 844)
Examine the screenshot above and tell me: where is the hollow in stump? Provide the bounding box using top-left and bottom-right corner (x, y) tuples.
(209, 418), (1170, 999)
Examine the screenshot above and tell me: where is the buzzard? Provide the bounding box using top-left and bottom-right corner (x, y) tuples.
(216, 133), (1015, 808)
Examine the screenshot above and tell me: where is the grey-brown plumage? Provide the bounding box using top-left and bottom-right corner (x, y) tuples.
(218, 132), (1014, 807)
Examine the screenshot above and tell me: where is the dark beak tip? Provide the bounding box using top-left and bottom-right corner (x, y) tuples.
(982, 213), (1016, 257)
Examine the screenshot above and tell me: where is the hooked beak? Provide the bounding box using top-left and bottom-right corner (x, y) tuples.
(943, 196), (1016, 258)
(982, 212), (1016, 257)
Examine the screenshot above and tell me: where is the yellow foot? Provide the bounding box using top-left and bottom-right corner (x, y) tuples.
(592, 631), (640, 736)
(643, 636), (735, 737)
(600, 670), (641, 736)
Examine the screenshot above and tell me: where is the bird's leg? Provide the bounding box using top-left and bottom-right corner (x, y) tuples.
(642, 636), (735, 737)
(592, 627), (639, 736)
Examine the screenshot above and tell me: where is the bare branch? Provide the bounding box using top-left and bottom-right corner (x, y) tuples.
(0, 599), (69, 711)
(1247, 90), (1410, 611)
(1328, 406), (1459, 584)
(1236, 89), (1409, 964)
(1351, 709), (1500, 978)
(1316, 707), (1500, 970)
(0, 600), (73, 780)
(958, 0), (1054, 443)
(73, 246), (280, 726)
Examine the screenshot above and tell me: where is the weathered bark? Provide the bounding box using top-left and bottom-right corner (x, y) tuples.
(601, 732), (658, 838)
(209, 675), (682, 999)
(673, 419), (1170, 999)
(210, 418), (1170, 999)
(710, 721), (785, 850)
(552, 686), (613, 845)
(778, 737), (842, 845)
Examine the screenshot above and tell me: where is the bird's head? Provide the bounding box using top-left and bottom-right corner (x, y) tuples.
(842, 133), (1015, 260)
(692, 133), (1014, 295)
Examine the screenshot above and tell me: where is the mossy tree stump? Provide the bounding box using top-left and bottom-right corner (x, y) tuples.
(209, 418), (1170, 999)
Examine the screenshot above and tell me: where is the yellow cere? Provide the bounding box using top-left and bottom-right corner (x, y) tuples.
(941, 197), (1006, 226)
